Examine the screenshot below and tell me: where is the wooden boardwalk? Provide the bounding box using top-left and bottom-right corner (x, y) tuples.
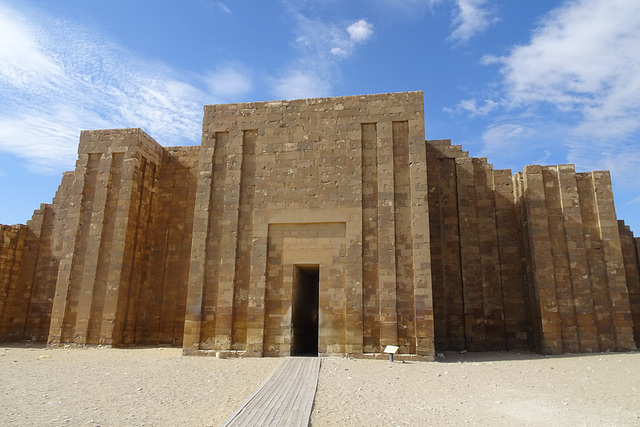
(221, 356), (321, 427)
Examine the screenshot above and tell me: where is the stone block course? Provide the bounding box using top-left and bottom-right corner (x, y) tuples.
(0, 92), (638, 358)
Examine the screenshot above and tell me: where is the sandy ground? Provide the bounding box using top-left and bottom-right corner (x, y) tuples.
(312, 351), (640, 426)
(1, 346), (639, 426)
(0, 345), (281, 426)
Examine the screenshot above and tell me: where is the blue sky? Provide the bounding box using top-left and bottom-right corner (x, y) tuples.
(1, 0), (639, 233)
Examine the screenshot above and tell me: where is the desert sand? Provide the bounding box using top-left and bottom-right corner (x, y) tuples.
(1, 345), (639, 426)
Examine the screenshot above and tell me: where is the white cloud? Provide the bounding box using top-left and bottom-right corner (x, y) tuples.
(568, 139), (640, 178)
(492, 0), (640, 113)
(271, 70), (331, 100)
(447, 98), (498, 116)
(0, 4), (239, 171)
(271, 13), (374, 100)
(0, 108), (92, 171)
(200, 1), (231, 14)
(371, 0), (438, 15)
(449, 0), (498, 42)
(395, 0), (496, 42)
(466, 0), (640, 217)
(293, 15), (374, 59)
(347, 19), (374, 42)
(215, 2), (231, 14)
(204, 65), (252, 99)
(0, 5), (63, 88)
(485, 0), (640, 167)
(482, 123), (534, 152)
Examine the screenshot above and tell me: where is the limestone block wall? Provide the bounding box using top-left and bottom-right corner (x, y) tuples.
(1, 132), (200, 348)
(1, 91), (639, 359)
(47, 128), (166, 346)
(0, 224), (27, 339)
(427, 140), (530, 353)
(19, 205), (59, 342)
(427, 141), (638, 355)
(515, 166), (636, 354)
(619, 221), (640, 345)
(264, 223), (347, 356)
(183, 92), (434, 358)
(0, 197), (63, 342)
(137, 146), (199, 346)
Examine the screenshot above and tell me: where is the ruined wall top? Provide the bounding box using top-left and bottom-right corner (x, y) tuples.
(202, 91), (425, 142)
(78, 128), (165, 165)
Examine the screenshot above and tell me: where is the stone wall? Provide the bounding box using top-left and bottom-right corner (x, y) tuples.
(427, 142), (639, 354)
(0, 201), (61, 342)
(183, 92), (434, 358)
(619, 221), (640, 346)
(0, 91), (638, 358)
(139, 146), (199, 346)
(427, 141), (530, 353)
(515, 166), (635, 353)
(44, 128), (197, 347)
(0, 224), (27, 339)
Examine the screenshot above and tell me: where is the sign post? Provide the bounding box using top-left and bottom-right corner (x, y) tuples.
(383, 345), (399, 362)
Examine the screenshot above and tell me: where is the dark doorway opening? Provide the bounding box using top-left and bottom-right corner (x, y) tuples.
(291, 264), (319, 356)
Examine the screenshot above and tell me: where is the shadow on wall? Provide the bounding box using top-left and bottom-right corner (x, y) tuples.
(0, 205), (59, 343)
(428, 140), (640, 355)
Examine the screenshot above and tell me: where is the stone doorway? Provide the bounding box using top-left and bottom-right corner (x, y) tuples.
(291, 264), (319, 356)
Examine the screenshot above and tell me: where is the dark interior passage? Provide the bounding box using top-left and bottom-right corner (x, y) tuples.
(291, 264), (319, 356)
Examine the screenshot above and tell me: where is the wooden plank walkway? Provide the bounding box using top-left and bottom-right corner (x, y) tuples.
(221, 356), (321, 427)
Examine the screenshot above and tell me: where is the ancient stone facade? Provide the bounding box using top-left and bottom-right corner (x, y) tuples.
(1, 92), (639, 359)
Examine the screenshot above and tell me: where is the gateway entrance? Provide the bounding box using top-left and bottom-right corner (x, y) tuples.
(291, 264), (319, 356)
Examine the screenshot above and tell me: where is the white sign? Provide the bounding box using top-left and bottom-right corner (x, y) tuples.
(383, 345), (399, 354)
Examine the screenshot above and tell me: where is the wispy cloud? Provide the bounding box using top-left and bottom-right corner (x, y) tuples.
(481, 0), (640, 171)
(0, 108), (89, 172)
(461, 0), (640, 208)
(0, 3), (251, 172)
(371, 0), (438, 15)
(271, 70), (331, 100)
(0, 7), (63, 88)
(478, 121), (545, 170)
(200, 1), (231, 14)
(271, 4), (374, 100)
(448, 0), (498, 42)
(215, 2), (232, 14)
(374, 0), (497, 40)
(445, 98), (498, 116)
(482, 123), (533, 151)
(485, 0), (640, 117)
(293, 14), (374, 60)
(204, 64), (252, 99)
